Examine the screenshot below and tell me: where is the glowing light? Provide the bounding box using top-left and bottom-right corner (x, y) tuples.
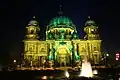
(13, 60), (16, 63)
(91, 29), (94, 31)
(116, 58), (119, 60)
(106, 54), (109, 56)
(88, 16), (91, 19)
(116, 53), (119, 56)
(41, 76), (47, 79)
(116, 53), (120, 60)
(65, 71), (69, 78)
(101, 58), (104, 60)
(93, 70), (98, 75)
(33, 16), (35, 19)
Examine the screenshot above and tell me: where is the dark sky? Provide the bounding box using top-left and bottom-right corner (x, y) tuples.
(1, 0), (120, 63)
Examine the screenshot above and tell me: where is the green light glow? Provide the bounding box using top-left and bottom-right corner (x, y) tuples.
(49, 16), (74, 28)
(75, 52), (80, 61)
(48, 55), (53, 60)
(48, 32), (53, 39)
(59, 42), (66, 45)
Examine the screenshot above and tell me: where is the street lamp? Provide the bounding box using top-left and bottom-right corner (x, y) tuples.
(104, 53), (109, 67)
(13, 60), (17, 70)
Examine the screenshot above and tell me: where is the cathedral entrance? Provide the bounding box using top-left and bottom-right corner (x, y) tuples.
(56, 47), (71, 67)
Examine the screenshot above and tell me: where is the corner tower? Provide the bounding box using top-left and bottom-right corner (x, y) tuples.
(84, 16), (99, 40)
(23, 17), (40, 66)
(84, 16), (102, 65)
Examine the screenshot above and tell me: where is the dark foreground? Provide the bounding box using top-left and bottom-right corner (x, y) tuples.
(0, 68), (120, 80)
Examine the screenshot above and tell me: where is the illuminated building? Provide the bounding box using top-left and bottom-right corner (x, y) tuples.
(23, 15), (102, 67)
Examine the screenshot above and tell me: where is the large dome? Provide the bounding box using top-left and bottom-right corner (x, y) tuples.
(48, 16), (75, 29)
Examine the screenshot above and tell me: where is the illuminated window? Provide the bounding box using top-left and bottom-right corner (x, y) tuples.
(91, 29), (94, 31)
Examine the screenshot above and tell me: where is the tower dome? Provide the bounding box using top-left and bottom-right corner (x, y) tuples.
(28, 20), (39, 26)
(28, 16), (39, 26)
(85, 16), (96, 26)
(26, 16), (40, 39)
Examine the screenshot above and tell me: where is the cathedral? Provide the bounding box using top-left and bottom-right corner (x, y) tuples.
(23, 15), (102, 67)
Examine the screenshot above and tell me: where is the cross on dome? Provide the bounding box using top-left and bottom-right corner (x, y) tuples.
(58, 5), (63, 16)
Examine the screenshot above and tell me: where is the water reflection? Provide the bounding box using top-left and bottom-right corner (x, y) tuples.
(36, 76), (54, 80)
(1, 69), (120, 80)
(41, 76), (47, 79)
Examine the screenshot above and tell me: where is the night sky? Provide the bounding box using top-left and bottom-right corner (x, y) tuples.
(0, 0), (120, 64)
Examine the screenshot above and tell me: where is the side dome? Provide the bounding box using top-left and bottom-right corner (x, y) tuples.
(48, 16), (75, 29)
(28, 20), (39, 26)
(85, 20), (96, 26)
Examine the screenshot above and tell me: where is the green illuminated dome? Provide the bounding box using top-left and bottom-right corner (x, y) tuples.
(48, 16), (75, 29)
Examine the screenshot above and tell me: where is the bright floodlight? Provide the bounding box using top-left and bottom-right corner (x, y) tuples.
(13, 60), (16, 63)
(65, 71), (69, 78)
(106, 54), (109, 56)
